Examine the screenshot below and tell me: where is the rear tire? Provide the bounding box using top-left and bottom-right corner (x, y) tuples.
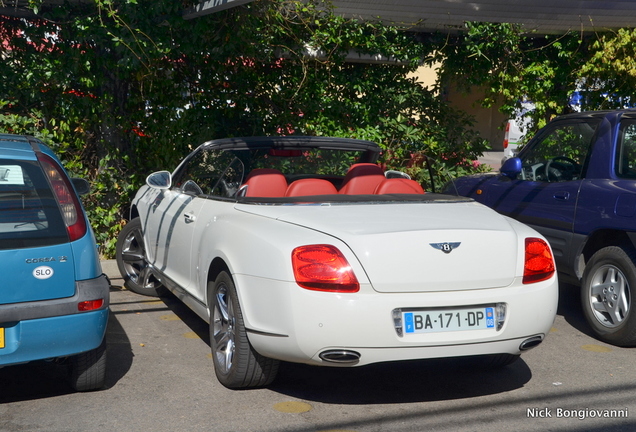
(116, 217), (167, 297)
(581, 246), (636, 346)
(209, 271), (279, 389)
(69, 339), (107, 392)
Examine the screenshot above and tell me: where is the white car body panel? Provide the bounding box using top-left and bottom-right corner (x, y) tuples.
(235, 201), (520, 292)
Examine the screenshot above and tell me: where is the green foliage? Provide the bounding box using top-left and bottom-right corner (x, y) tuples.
(578, 28), (636, 109)
(0, 101), (135, 256)
(438, 22), (636, 135)
(437, 22), (589, 131)
(0, 0), (492, 257)
(11, 7), (636, 259)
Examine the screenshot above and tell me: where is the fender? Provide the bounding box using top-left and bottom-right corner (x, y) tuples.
(193, 204), (367, 331)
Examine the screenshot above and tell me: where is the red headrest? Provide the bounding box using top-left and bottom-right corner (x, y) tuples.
(374, 178), (425, 194)
(285, 179), (338, 197)
(241, 169), (288, 197)
(339, 163), (385, 195)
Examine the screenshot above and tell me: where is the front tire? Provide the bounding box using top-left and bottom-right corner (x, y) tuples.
(209, 271), (279, 389)
(581, 246), (636, 346)
(116, 218), (167, 297)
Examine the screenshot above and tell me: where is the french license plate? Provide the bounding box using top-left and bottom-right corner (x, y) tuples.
(0, 327), (4, 349)
(404, 307), (495, 334)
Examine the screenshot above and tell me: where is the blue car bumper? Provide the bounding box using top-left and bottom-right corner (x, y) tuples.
(0, 274), (110, 366)
(0, 309), (108, 365)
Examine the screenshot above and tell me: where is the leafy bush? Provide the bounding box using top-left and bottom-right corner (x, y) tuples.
(0, 1), (494, 257)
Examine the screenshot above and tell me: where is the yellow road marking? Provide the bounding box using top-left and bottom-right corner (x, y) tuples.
(581, 344), (612, 353)
(182, 331), (200, 339)
(273, 401), (312, 413)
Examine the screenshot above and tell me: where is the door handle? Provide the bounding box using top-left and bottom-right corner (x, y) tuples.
(184, 212), (196, 223)
(553, 191), (570, 201)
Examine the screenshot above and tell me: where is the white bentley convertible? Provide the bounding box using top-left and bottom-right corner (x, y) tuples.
(116, 136), (558, 389)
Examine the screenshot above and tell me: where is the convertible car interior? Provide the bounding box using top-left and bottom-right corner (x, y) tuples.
(238, 163), (425, 198)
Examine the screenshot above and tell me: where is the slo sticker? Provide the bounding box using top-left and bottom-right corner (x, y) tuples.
(33, 266), (54, 280)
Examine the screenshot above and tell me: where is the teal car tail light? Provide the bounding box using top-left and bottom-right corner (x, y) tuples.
(78, 299), (105, 312)
(37, 153), (87, 241)
(292, 244), (360, 292)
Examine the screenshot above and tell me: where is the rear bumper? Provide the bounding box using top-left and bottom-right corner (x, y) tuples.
(0, 274), (110, 322)
(237, 274), (559, 367)
(0, 309), (108, 365)
(0, 274), (110, 366)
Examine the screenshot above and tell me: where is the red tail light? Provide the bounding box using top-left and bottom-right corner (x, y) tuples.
(523, 238), (555, 284)
(78, 299), (104, 311)
(292, 245), (360, 292)
(37, 153), (87, 241)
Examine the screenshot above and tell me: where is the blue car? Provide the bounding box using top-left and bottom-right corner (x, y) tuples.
(0, 134), (109, 391)
(450, 110), (636, 346)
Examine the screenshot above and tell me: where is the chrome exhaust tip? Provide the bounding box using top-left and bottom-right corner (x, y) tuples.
(319, 350), (361, 364)
(519, 335), (543, 351)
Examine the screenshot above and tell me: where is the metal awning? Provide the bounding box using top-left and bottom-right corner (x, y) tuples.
(2, 0), (636, 33)
(183, 0), (636, 33)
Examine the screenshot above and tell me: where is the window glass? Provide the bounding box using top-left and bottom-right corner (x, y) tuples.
(172, 149), (244, 197)
(616, 121), (636, 179)
(210, 157), (244, 197)
(171, 146), (368, 198)
(249, 148), (362, 176)
(0, 159), (68, 249)
(520, 120), (600, 182)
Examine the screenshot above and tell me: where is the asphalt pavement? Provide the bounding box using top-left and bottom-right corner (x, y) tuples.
(2, 238), (636, 432)
(101, 259), (120, 284)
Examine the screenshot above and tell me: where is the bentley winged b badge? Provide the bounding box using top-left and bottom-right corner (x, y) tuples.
(430, 242), (461, 254)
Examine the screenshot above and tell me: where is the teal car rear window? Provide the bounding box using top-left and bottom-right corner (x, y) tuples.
(0, 158), (68, 249)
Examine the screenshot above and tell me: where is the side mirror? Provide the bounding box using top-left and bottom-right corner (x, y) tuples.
(146, 171), (172, 189)
(500, 157), (522, 179)
(71, 178), (91, 196)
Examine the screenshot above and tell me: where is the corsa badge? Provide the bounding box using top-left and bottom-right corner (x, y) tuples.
(430, 242), (461, 254)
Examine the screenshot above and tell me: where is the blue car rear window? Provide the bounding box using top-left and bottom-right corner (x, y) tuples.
(0, 158), (68, 250)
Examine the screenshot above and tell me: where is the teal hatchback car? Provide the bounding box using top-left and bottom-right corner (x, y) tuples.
(0, 134), (109, 391)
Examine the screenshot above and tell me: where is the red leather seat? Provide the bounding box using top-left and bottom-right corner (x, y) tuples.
(285, 179), (338, 197)
(374, 178), (425, 194)
(338, 163), (385, 195)
(240, 169), (288, 197)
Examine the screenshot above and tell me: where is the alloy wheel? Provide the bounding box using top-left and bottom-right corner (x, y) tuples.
(587, 264), (631, 328)
(120, 225), (162, 291)
(212, 284), (235, 374)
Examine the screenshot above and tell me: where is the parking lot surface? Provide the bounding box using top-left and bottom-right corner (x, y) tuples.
(1, 261), (635, 432)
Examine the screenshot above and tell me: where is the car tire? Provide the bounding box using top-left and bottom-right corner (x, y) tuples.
(116, 217), (167, 297)
(581, 246), (636, 346)
(209, 271), (279, 389)
(68, 338), (107, 392)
